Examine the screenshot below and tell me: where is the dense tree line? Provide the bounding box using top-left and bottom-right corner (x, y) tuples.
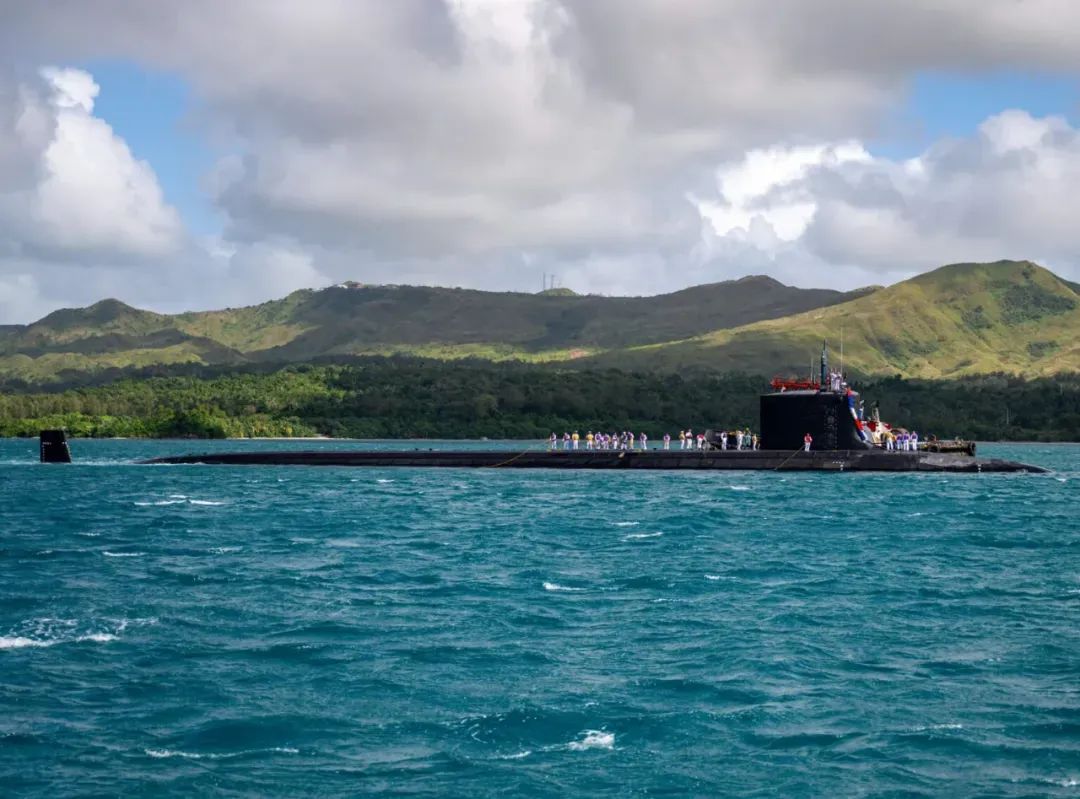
(0, 358), (1076, 441)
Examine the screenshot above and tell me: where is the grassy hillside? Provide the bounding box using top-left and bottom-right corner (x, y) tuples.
(0, 261), (1075, 382)
(0, 276), (859, 382)
(597, 261), (1079, 378)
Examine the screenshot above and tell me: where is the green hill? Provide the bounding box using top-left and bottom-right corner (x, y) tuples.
(597, 261), (1080, 377)
(0, 277), (860, 382)
(0, 261), (1075, 383)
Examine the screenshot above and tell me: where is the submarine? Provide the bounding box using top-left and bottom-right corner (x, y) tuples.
(39, 346), (1047, 473)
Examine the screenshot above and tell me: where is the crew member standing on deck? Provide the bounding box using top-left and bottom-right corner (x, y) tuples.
(720, 430), (728, 451)
(640, 432), (648, 451)
(679, 430), (686, 449)
(804, 432), (813, 452)
(663, 433), (671, 450)
(572, 431), (579, 450)
(549, 432), (557, 451)
(563, 432), (571, 450)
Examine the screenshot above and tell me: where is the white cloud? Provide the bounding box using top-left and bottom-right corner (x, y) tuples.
(0, 68), (183, 267)
(0, 3), (1078, 319)
(700, 142), (870, 245)
(696, 110), (1080, 288)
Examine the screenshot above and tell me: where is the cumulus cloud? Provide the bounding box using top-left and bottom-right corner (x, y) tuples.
(0, 67), (182, 264)
(695, 110), (1080, 289)
(0, 1), (1079, 319)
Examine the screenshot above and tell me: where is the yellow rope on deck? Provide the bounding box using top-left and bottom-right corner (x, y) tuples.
(774, 446), (808, 471)
(487, 442), (547, 468)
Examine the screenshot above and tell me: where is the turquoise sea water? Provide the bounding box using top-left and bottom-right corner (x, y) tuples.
(1, 440), (1077, 796)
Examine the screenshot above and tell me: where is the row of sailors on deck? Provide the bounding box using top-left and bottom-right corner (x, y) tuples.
(882, 430), (920, 451)
(678, 429), (758, 450)
(550, 431), (647, 450)
(547, 429), (760, 451)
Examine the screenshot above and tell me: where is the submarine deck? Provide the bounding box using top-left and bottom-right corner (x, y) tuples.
(141, 448), (1046, 473)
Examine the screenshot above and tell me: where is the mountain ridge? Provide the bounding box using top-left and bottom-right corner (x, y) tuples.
(0, 261), (1076, 383)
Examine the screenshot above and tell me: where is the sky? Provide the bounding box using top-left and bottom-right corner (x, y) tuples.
(1, 0), (1079, 323)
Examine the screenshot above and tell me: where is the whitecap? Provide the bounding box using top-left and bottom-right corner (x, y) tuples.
(211, 546), (242, 554)
(145, 747), (298, 760)
(75, 532), (100, 537)
(611, 521), (639, 527)
(0, 632), (116, 650)
(376, 479), (395, 484)
(729, 485), (751, 491)
(543, 581), (584, 592)
(0, 636), (50, 650)
(80, 633), (117, 643)
(496, 750), (532, 760)
(705, 574), (722, 581)
(915, 723), (964, 731)
(567, 730), (614, 751)
(134, 498), (223, 507)
(103, 551), (144, 558)
(624, 532), (662, 540)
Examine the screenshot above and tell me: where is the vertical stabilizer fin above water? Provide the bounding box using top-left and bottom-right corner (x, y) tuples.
(40, 429), (72, 463)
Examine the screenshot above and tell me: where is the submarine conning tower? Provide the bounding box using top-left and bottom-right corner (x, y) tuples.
(759, 341), (872, 451)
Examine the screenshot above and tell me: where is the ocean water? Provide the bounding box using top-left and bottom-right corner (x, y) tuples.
(1, 439), (1077, 797)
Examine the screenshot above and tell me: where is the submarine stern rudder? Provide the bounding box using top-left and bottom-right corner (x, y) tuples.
(40, 429), (72, 464)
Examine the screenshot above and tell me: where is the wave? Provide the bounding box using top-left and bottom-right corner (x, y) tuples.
(144, 747), (299, 760)
(611, 521), (639, 527)
(0, 632), (117, 650)
(567, 730), (614, 751)
(543, 582), (585, 592)
(0, 616), (155, 651)
(495, 749), (532, 760)
(624, 532), (663, 540)
(103, 551), (145, 558)
(133, 497), (225, 507)
(729, 485), (752, 491)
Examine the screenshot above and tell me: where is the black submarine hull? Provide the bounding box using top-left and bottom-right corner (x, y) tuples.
(141, 448), (1046, 473)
